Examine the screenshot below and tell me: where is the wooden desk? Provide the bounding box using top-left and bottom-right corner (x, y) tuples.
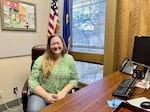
(39, 71), (150, 112)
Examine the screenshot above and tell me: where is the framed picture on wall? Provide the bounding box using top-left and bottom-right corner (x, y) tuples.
(0, 0), (36, 32)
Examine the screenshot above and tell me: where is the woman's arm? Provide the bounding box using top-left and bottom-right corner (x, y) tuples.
(33, 85), (58, 103)
(57, 83), (74, 100)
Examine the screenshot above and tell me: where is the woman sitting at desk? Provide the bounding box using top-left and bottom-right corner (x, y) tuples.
(28, 34), (78, 112)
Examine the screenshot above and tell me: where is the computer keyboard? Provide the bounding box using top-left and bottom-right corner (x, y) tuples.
(112, 78), (138, 99)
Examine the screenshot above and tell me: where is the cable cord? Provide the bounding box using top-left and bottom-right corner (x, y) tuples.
(0, 92), (21, 111)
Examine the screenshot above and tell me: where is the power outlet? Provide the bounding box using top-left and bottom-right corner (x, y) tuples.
(0, 90), (3, 98)
(13, 87), (18, 94)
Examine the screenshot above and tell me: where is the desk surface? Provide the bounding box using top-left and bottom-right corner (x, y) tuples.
(38, 71), (150, 112)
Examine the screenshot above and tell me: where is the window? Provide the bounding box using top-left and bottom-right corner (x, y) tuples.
(71, 0), (105, 54)
(76, 61), (103, 84)
(71, 0), (106, 83)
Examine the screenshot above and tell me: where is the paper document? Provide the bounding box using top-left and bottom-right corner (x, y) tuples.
(136, 80), (150, 89)
(127, 97), (150, 111)
(107, 99), (125, 108)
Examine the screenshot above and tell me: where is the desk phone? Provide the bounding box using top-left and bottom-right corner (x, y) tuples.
(119, 58), (137, 75)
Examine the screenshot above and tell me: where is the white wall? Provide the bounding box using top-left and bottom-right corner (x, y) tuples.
(0, 56), (31, 103)
(0, 0), (65, 105)
(0, 0), (50, 104)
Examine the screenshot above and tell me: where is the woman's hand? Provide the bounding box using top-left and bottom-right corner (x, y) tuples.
(44, 93), (58, 104)
(56, 84), (74, 100)
(57, 92), (67, 100)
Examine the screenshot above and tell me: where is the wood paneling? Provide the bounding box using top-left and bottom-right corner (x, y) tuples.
(105, 0), (150, 76)
(104, 0), (117, 76)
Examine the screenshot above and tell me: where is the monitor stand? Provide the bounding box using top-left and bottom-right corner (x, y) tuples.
(143, 68), (150, 83)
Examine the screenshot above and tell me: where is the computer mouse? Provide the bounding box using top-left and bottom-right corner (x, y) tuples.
(140, 101), (150, 109)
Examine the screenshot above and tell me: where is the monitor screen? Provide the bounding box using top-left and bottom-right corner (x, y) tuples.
(132, 36), (150, 67)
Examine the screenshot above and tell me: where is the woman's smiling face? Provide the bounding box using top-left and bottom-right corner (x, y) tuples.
(50, 36), (63, 55)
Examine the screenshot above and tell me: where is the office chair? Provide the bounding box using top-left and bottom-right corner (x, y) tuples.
(21, 45), (79, 112)
(22, 45), (46, 112)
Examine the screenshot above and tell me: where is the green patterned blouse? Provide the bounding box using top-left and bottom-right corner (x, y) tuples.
(28, 54), (78, 94)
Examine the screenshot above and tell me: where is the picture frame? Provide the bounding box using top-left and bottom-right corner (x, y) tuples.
(0, 0), (36, 32)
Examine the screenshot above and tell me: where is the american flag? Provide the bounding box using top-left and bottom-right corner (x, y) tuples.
(48, 0), (59, 36)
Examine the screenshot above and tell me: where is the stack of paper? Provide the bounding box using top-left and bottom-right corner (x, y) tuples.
(136, 80), (150, 89)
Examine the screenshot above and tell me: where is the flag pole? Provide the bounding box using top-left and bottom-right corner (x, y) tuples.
(67, 36), (71, 54)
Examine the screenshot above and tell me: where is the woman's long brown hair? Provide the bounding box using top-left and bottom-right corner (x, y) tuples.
(41, 34), (67, 80)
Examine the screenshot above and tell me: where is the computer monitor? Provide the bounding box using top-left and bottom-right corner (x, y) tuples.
(132, 35), (150, 83)
(132, 36), (150, 67)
